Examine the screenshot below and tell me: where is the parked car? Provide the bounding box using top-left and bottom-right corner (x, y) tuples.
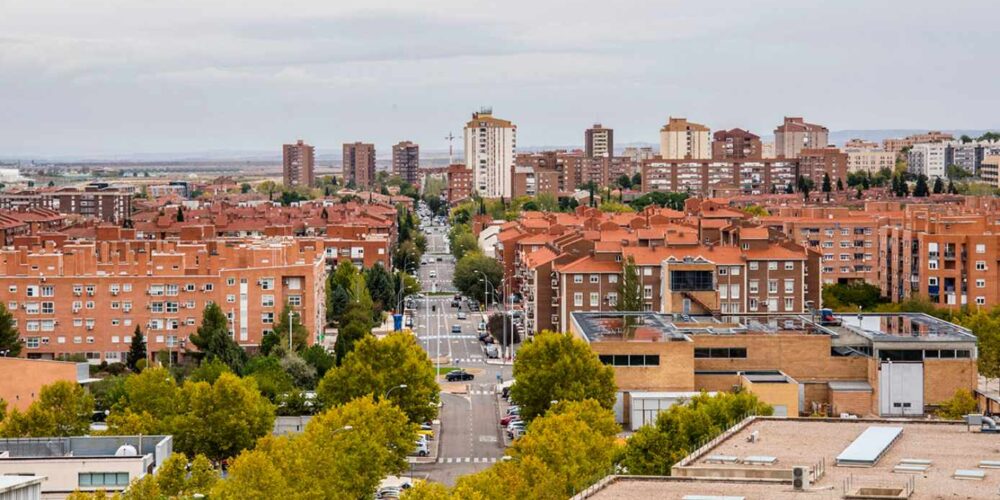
(445, 370), (474, 382)
(377, 486), (401, 499)
(477, 321), (487, 331)
(478, 332), (491, 342)
(506, 421), (526, 437)
(483, 335), (495, 345)
(485, 344), (499, 359)
(505, 406), (520, 415)
(413, 440), (429, 457)
(429, 270), (437, 278)
(500, 413), (520, 426)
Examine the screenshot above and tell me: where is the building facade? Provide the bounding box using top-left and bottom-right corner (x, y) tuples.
(392, 141), (420, 185)
(641, 159), (798, 196)
(883, 131), (954, 153)
(0, 187), (133, 223)
(446, 164), (474, 204)
(846, 148), (896, 174)
(282, 139), (315, 188)
(343, 142), (377, 188)
(585, 124), (614, 158)
(659, 117), (711, 160)
(774, 117), (829, 159)
(799, 147), (848, 188)
(712, 128), (762, 161)
(907, 143), (947, 179)
(464, 110), (516, 199)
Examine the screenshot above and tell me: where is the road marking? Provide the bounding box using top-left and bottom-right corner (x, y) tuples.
(464, 457), (471, 463)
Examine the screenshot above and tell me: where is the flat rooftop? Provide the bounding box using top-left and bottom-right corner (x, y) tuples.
(0, 435), (170, 459)
(832, 313), (976, 343)
(586, 418), (1000, 499)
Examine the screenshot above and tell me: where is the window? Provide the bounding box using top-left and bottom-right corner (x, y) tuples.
(670, 270), (713, 291)
(123, 283), (132, 292)
(643, 285), (653, 299)
(977, 244), (986, 254)
(730, 266), (740, 276)
(589, 275), (599, 284)
(227, 294), (236, 303)
(977, 296), (986, 305)
(730, 284), (740, 299)
(977, 261), (987, 271)
(719, 267), (728, 276)
(41, 302), (54, 314)
(768, 280), (778, 294)
(608, 275), (618, 284)
(607, 293), (618, 306)
(86, 301), (95, 309)
(151, 302), (164, 313)
(768, 262), (777, 271)
(784, 279), (794, 294)
(6, 285), (14, 293)
(720, 285), (728, 299)
(977, 279), (986, 288)
(643, 268), (652, 276)
(749, 298), (758, 311)
(204, 283), (214, 291)
(227, 277), (236, 286)
(598, 354), (660, 366)
(928, 277), (938, 286)
(25, 336), (40, 348)
(928, 260), (938, 270)
(749, 262), (759, 271)
(693, 348), (747, 359)
(6, 302), (14, 310)
(41, 285), (54, 297)
(260, 278), (275, 290)
(166, 302), (179, 313)
(23, 303), (39, 314)
(749, 280), (759, 294)
(784, 261), (794, 270)
(574, 275), (583, 284)
(784, 298), (794, 311)
(261, 295), (275, 307)
(589, 292), (599, 307)
(262, 313), (274, 324)
(288, 295), (302, 307)
(186, 283), (197, 292)
(149, 285), (164, 296)
(26, 285), (38, 297)
(573, 293), (583, 307)
(79, 472), (130, 488)
(166, 284), (179, 296)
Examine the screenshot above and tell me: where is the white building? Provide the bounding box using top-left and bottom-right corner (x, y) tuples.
(907, 142), (947, 179)
(464, 109), (516, 199)
(659, 117), (711, 160)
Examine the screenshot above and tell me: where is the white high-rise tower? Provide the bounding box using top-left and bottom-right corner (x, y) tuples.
(464, 108), (516, 198)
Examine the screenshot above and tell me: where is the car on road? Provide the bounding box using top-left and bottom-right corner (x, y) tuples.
(500, 413), (520, 426)
(457, 312), (467, 320)
(477, 321), (487, 331)
(412, 439), (429, 457)
(451, 300), (461, 308)
(506, 421), (526, 437)
(485, 344), (499, 358)
(451, 325), (461, 333)
(428, 270), (437, 278)
(445, 370), (474, 382)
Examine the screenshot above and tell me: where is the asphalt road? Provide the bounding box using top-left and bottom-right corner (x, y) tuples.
(408, 221), (515, 486)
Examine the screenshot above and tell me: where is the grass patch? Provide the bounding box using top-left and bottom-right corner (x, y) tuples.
(435, 367), (460, 375)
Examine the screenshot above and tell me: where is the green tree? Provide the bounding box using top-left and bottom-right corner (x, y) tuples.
(616, 174), (632, 189)
(453, 252), (503, 304)
(328, 282), (350, 324)
(240, 182), (252, 194)
(741, 205), (769, 217)
(617, 256), (642, 337)
(393, 240), (422, 273)
(189, 303), (247, 374)
(176, 205), (185, 222)
(0, 303), (22, 357)
(1, 381), (95, 437)
(189, 357), (232, 384)
(452, 231), (479, 261)
(156, 452), (218, 497)
(173, 373), (275, 461)
(318, 331), (439, 423)
(913, 174), (930, 197)
(279, 353), (317, 389)
(301, 344), (335, 380)
(244, 356), (295, 402)
(510, 332), (616, 422)
(821, 172), (832, 193)
(822, 282), (887, 311)
(631, 172), (642, 187)
(365, 263), (396, 317)
(936, 389), (978, 419)
(126, 325), (146, 371)
(212, 397), (414, 500)
(106, 366), (182, 434)
(270, 302), (309, 353)
(932, 176), (944, 194)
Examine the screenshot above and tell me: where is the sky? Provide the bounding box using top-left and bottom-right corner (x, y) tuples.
(2, 0), (998, 158)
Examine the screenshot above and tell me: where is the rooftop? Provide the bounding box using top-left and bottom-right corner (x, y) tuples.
(0, 435), (171, 460)
(828, 313), (976, 344)
(585, 418), (1000, 499)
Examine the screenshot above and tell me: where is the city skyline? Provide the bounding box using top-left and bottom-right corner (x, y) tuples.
(2, 0), (999, 157)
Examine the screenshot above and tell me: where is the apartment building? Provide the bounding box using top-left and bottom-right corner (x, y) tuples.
(659, 117), (711, 160)
(0, 236), (326, 363)
(570, 311), (977, 427)
(881, 213), (1000, 309)
(282, 139), (315, 188)
(511, 166), (560, 198)
(945, 141), (1000, 176)
(623, 146), (655, 163)
(846, 148), (896, 174)
(907, 142), (947, 179)
(392, 141), (420, 185)
(464, 109), (516, 198)
(799, 147), (848, 187)
(711, 128), (762, 160)
(983, 155), (1000, 187)
(761, 207), (884, 285)
(774, 117), (829, 159)
(585, 124), (613, 158)
(0, 186), (133, 223)
(641, 159), (798, 196)
(343, 142), (377, 188)
(446, 164), (473, 204)
(844, 139), (879, 149)
(883, 131), (953, 153)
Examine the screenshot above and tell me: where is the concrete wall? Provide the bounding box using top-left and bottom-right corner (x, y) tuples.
(741, 376), (800, 416)
(0, 358), (82, 411)
(0, 458), (146, 497)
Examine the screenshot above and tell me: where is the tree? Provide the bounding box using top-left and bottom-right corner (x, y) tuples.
(0, 303), (22, 357)
(328, 282), (350, 324)
(453, 252), (504, 304)
(741, 205), (769, 217)
(126, 325), (146, 371)
(452, 231), (479, 261)
(189, 357), (232, 384)
(393, 240), (422, 273)
(365, 263), (396, 316)
(617, 256), (642, 337)
(334, 273), (375, 364)
(173, 373), (275, 461)
(822, 282), (887, 311)
(821, 173), (832, 193)
(616, 175), (632, 189)
(1, 381), (94, 437)
(598, 201), (634, 213)
(932, 176), (944, 194)
(488, 313), (520, 355)
(280, 353), (317, 389)
(978, 131), (1000, 143)
(176, 206), (185, 222)
(212, 397), (415, 500)
(241, 182), (252, 194)
(156, 452), (218, 497)
(836, 178), (844, 191)
(318, 332), (439, 423)
(948, 179), (959, 194)
(244, 355), (295, 402)
(106, 366), (183, 434)
(936, 389), (978, 419)
(913, 174), (930, 197)
(270, 302), (309, 353)
(631, 172), (641, 187)
(510, 332), (616, 422)
(189, 303), (247, 374)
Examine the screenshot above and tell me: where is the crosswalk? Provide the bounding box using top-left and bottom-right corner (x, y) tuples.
(468, 390), (494, 395)
(451, 356), (484, 364)
(437, 457), (499, 464)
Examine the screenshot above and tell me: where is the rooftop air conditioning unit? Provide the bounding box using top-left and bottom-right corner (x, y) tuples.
(792, 465), (809, 490)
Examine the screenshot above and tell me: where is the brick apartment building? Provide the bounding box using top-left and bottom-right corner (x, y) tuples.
(446, 164), (473, 204)
(641, 159), (798, 196)
(0, 231), (327, 363)
(392, 141), (420, 185)
(343, 142), (377, 188)
(282, 139), (315, 187)
(883, 131), (954, 153)
(0, 186), (133, 223)
(711, 128), (762, 160)
(774, 117), (829, 159)
(799, 147), (849, 188)
(513, 151), (637, 195)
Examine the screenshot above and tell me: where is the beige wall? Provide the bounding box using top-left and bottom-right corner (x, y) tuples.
(0, 358), (81, 411)
(741, 375), (800, 416)
(0, 457), (147, 498)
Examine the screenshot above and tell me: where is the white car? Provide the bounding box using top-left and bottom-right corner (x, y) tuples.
(429, 270), (437, 278)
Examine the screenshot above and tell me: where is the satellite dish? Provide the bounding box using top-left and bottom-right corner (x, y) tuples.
(115, 444), (138, 457)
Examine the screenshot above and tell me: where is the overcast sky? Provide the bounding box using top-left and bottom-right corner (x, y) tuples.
(2, 0), (998, 158)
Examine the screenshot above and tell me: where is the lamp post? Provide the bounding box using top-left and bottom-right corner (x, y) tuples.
(385, 384), (408, 400)
(288, 310), (296, 351)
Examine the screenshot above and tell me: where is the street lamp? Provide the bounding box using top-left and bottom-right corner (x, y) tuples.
(288, 310), (296, 351)
(385, 384), (408, 400)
